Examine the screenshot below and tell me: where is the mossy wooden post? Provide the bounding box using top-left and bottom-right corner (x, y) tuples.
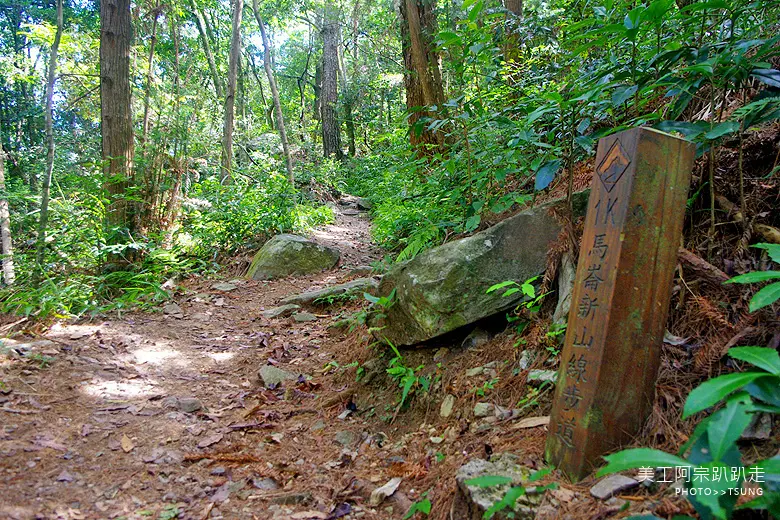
(545, 127), (695, 481)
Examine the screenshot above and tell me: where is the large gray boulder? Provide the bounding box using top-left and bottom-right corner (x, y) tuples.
(246, 234), (340, 280)
(370, 193), (588, 346)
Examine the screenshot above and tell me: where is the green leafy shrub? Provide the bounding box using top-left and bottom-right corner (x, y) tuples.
(598, 346), (780, 519)
(385, 340), (430, 410)
(182, 175), (333, 257)
(724, 243), (780, 312)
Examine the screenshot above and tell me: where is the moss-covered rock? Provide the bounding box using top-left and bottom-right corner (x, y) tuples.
(371, 192), (589, 346)
(246, 234), (340, 280)
(454, 453), (542, 520)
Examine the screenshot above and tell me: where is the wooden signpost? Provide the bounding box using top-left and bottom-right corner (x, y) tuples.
(546, 127), (695, 481)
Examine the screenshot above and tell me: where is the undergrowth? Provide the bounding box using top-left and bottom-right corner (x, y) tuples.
(0, 171), (333, 319)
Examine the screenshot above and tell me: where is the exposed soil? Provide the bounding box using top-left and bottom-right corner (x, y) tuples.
(0, 203), (773, 520)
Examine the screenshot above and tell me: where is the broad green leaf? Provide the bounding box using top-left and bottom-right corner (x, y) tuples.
(643, 0), (673, 22)
(612, 85), (638, 106)
(724, 271), (780, 284)
(465, 475), (513, 488)
(728, 346), (780, 375)
(468, 0), (484, 22)
(751, 68), (780, 88)
(484, 485), (525, 519)
(403, 498), (431, 519)
(438, 30), (461, 46)
(704, 121), (739, 140)
(753, 243), (780, 264)
(597, 448), (692, 477)
(528, 467), (552, 481)
(744, 377), (780, 407)
(748, 455), (780, 475)
(749, 282), (780, 312)
(687, 462), (737, 519)
(683, 372), (770, 418)
(487, 280), (517, 294)
(706, 398), (752, 461)
(678, 415), (712, 456)
(623, 7), (643, 30)
(655, 120), (709, 139)
(534, 159), (560, 191)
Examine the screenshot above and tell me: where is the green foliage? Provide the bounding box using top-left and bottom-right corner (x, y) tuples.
(384, 340), (433, 411)
(183, 175), (332, 256)
(598, 346), (780, 519)
(335, 0), (780, 267)
(487, 275), (547, 314)
(158, 505), (180, 520)
(465, 475), (514, 487)
(403, 496), (432, 519)
(344, 149), (463, 261)
(473, 377), (500, 398)
(313, 292), (357, 306)
(724, 243), (780, 312)
(0, 191), (190, 317)
(466, 468), (557, 520)
(28, 353), (55, 369)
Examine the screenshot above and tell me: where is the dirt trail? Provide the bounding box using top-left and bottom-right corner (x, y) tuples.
(0, 207), (414, 520)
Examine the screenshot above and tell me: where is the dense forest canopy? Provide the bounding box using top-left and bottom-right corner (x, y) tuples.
(0, 0), (778, 315)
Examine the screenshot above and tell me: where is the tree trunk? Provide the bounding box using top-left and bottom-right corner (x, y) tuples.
(36, 0), (63, 267)
(0, 142), (15, 286)
(344, 0), (360, 157)
(321, 5), (343, 160)
(141, 1), (161, 148)
(345, 102), (356, 156)
(253, 3), (295, 184)
(100, 0), (135, 240)
(246, 51), (268, 107)
(505, 0), (522, 16)
(221, 0), (243, 181)
(399, 0), (446, 152)
(191, 3), (223, 99)
(504, 0), (523, 68)
(313, 59), (323, 121)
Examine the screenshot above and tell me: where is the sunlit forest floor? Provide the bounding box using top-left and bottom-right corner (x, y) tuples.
(1, 200), (773, 520)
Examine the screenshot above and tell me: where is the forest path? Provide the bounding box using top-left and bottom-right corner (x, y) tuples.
(0, 205), (415, 520)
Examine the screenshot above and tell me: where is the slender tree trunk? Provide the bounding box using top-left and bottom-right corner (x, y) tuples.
(345, 102), (356, 156)
(141, 1), (161, 147)
(399, 0), (446, 152)
(253, 3), (294, 184)
(504, 0), (523, 73)
(163, 15), (182, 237)
(100, 0), (135, 246)
(0, 142), (15, 286)
(246, 52), (268, 107)
(298, 28), (314, 142)
(221, 0), (243, 181)
(236, 59), (246, 168)
(36, 0), (63, 268)
(345, 0), (360, 156)
(321, 5), (343, 160)
(505, 0), (522, 16)
(191, 3), (223, 99)
(313, 59), (323, 121)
